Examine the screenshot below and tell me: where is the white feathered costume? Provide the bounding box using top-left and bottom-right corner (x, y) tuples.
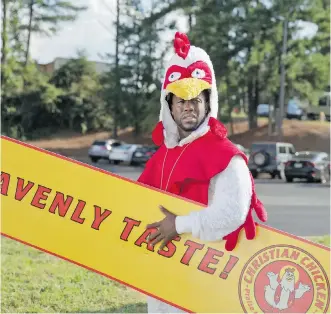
(137, 32), (267, 313)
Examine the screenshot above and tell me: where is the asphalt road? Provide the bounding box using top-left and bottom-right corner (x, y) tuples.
(84, 159), (330, 237)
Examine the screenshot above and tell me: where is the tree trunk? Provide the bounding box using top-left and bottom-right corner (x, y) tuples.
(253, 71), (260, 125)
(133, 24), (141, 138)
(248, 78), (257, 129)
(271, 92), (278, 133)
(225, 75), (234, 135)
(248, 66), (260, 129)
(1, 0), (8, 86)
(113, 0), (120, 139)
(188, 14), (192, 31)
(243, 90), (248, 114)
(25, 0), (34, 66)
(134, 120), (141, 137)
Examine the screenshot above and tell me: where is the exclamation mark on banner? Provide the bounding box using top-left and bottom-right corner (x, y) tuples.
(220, 255), (239, 279)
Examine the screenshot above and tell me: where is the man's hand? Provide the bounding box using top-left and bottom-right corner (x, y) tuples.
(147, 205), (178, 251)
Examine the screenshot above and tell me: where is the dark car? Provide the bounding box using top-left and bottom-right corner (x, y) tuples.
(248, 142), (296, 179)
(284, 151), (330, 183)
(131, 145), (158, 166)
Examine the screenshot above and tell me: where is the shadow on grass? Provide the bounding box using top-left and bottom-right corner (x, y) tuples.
(79, 302), (147, 313)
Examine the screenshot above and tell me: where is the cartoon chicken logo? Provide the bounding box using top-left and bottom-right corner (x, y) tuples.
(239, 245), (330, 314)
(264, 266), (311, 311)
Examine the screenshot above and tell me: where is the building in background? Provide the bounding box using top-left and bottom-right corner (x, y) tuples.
(36, 57), (111, 75)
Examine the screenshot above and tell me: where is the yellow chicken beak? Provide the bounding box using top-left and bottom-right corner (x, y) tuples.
(166, 78), (211, 100)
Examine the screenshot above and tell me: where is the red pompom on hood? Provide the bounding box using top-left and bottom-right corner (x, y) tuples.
(174, 32), (190, 59)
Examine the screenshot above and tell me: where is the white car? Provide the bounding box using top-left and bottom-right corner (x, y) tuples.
(108, 144), (141, 165)
(88, 139), (124, 163)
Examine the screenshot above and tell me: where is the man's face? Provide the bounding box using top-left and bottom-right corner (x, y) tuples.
(170, 91), (208, 133)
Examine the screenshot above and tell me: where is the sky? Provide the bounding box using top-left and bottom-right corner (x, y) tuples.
(30, 0), (188, 64)
(30, 0), (317, 65)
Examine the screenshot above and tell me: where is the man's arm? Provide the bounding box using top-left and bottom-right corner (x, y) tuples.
(175, 155), (252, 241)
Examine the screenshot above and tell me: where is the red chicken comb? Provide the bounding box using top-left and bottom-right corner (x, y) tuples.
(174, 32), (190, 59)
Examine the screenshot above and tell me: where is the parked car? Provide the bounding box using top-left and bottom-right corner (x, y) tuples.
(257, 104), (274, 117)
(248, 142), (296, 179)
(88, 139), (124, 163)
(108, 143), (141, 165)
(306, 92), (330, 121)
(131, 145), (158, 166)
(286, 99), (307, 120)
(284, 151), (330, 183)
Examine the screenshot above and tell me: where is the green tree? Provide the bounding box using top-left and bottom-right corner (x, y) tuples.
(100, 0), (173, 136)
(50, 55), (105, 133)
(22, 0), (87, 65)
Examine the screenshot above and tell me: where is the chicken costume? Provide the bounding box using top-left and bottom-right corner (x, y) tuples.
(137, 32), (267, 313)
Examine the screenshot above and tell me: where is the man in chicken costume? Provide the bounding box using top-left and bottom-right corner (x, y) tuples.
(138, 32), (267, 313)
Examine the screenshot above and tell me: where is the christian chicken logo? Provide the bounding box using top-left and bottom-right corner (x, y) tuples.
(239, 245), (330, 313)
(264, 267), (311, 311)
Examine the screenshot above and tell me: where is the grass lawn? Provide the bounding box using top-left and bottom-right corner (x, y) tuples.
(1, 235), (330, 313)
(306, 235), (330, 247)
(1, 237), (147, 313)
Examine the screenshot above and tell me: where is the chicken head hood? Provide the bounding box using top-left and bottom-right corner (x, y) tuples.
(156, 32), (219, 148)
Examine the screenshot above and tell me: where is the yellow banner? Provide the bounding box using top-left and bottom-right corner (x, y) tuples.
(1, 136), (330, 313)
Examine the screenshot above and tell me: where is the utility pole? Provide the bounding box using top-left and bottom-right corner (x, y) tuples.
(277, 16), (289, 140)
(114, 0), (120, 139)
